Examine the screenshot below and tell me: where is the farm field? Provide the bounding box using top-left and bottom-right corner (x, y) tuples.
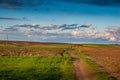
(0, 0), (120, 80)
(0, 42), (74, 80)
(75, 44), (120, 80)
(0, 41), (120, 80)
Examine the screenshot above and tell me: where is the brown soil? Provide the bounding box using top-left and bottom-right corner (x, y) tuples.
(0, 40), (65, 46)
(75, 45), (120, 80)
(0, 49), (65, 56)
(0, 40), (67, 56)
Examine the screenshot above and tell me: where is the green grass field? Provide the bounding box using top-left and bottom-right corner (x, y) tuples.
(0, 53), (75, 80)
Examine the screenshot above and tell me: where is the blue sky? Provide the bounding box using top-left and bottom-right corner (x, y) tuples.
(0, 0), (120, 44)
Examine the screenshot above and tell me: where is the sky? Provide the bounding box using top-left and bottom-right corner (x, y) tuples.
(0, 0), (120, 44)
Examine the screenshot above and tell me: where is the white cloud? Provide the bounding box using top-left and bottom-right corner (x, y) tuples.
(1, 24), (120, 43)
(109, 37), (116, 41)
(103, 26), (120, 42)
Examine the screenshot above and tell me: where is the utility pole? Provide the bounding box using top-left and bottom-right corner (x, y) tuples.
(0, 26), (9, 45)
(6, 33), (8, 41)
(0, 26), (3, 45)
(6, 33), (8, 45)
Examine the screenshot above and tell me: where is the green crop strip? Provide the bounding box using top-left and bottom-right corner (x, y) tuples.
(0, 53), (75, 80)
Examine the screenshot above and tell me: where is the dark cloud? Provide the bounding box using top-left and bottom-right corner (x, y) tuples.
(0, 0), (42, 9)
(39, 24), (90, 30)
(80, 24), (92, 28)
(68, 24), (78, 27)
(0, 0), (23, 7)
(5, 27), (18, 31)
(0, 0), (119, 11)
(60, 0), (120, 7)
(0, 17), (30, 21)
(58, 24), (77, 30)
(60, 24), (91, 30)
(12, 23), (91, 30)
(13, 24), (40, 28)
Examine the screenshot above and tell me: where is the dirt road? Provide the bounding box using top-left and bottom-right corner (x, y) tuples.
(70, 53), (94, 80)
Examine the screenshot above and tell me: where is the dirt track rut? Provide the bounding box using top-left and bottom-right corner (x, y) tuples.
(70, 53), (94, 80)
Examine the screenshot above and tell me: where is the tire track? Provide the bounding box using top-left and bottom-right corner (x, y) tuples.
(70, 53), (94, 80)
